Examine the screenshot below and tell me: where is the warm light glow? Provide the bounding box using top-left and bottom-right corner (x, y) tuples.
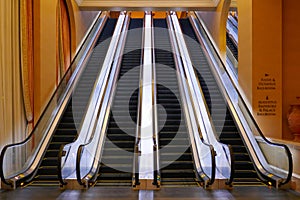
(75, 0), (220, 11)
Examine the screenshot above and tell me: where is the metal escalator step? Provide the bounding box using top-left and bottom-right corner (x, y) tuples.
(229, 145), (248, 153)
(32, 19), (118, 185)
(101, 156), (133, 164)
(98, 173), (132, 179)
(219, 138), (244, 145)
(233, 178), (266, 186)
(162, 161), (194, 169)
(160, 153), (192, 161)
(99, 165), (133, 173)
(41, 157), (58, 166)
(51, 135), (76, 142)
(28, 180), (60, 187)
(44, 149), (59, 157)
(154, 31), (196, 188)
(235, 161), (256, 170)
(95, 181), (132, 187)
(96, 18), (143, 186)
(161, 169), (196, 178)
(234, 170), (259, 178)
(33, 175), (58, 181)
(160, 179), (199, 187)
(219, 131), (241, 138)
(54, 129), (78, 135)
(234, 153), (251, 161)
(179, 18), (263, 185)
(37, 167), (58, 175)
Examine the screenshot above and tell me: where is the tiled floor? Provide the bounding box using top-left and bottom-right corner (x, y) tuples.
(1, 186), (300, 200)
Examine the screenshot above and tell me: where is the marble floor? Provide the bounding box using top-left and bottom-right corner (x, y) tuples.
(1, 186), (300, 200)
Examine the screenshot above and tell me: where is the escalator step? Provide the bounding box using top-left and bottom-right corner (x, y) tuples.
(154, 19), (198, 187)
(179, 18), (261, 185)
(31, 19), (118, 186)
(96, 18), (143, 186)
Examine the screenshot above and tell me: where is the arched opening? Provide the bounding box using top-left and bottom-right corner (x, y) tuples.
(56, 0), (72, 82)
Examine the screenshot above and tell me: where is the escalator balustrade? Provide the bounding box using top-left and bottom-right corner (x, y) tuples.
(28, 19), (118, 186)
(96, 19), (143, 187)
(154, 19), (199, 187)
(179, 18), (264, 186)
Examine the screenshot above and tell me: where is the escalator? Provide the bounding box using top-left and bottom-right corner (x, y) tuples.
(28, 18), (118, 186)
(154, 19), (199, 187)
(226, 32), (238, 61)
(96, 18), (143, 186)
(179, 19), (264, 186)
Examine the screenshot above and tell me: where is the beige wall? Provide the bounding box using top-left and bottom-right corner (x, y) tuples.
(238, 0), (300, 141)
(33, 0), (100, 123)
(237, 0), (252, 105)
(238, 0), (282, 139)
(33, 0), (57, 123)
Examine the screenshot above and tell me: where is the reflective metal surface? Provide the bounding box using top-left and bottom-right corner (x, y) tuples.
(167, 12), (216, 187)
(139, 11), (155, 181)
(170, 13), (233, 184)
(76, 12), (130, 188)
(59, 13), (126, 185)
(191, 12), (292, 187)
(0, 11), (104, 188)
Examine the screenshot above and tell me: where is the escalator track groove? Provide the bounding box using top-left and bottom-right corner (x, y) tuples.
(154, 19), (199, 187)
(28, 19), (118, 186)
(96, 19), (143, 187)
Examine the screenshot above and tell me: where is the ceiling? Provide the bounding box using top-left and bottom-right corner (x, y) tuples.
(75, 0), (222, 11)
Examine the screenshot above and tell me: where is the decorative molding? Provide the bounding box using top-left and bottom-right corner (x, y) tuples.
(76, 0), (220, 10)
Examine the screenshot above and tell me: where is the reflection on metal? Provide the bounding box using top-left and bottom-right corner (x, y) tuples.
(226, 15), (238, 45)
(167, 12), (216, 188)
(0, 11), (104, 189)
(139, 12), (154, 178)
(76, 0), (220, 11)
(170, 11), (233, 186)
(60, 13), (127, 188)
(190, 12), (293, 187)
(75, 12), (130, 189)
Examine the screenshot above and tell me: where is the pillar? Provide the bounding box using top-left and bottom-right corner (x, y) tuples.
(238, 0), (282, 139)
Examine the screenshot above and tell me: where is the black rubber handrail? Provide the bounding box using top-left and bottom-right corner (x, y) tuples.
(192, 13), (293, 186)
(167, 13), (216, 187)
(75, 16), (129, 185)
(58, 16), (120, 187)
(0, 13), (105, 188)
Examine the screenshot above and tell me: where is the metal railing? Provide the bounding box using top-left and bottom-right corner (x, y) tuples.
(151, 14), (161, 188)
(0, 11), (105, 189)
(132, 15), (145, 188)
(170, 12), (234, 186)
(167, 12), (216, 187)
(74, 12), (130, 188)
(192, 12), (292, 187)
(58, 13), (126, 186)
